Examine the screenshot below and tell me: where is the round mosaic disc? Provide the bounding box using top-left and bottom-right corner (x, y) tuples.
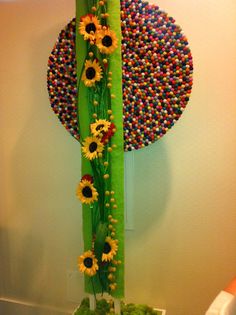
(47, 0), (193, 151)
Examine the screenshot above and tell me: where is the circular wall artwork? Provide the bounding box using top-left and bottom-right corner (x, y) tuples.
(47, 0), (193, 151)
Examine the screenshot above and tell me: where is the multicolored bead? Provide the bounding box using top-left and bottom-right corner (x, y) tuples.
(47, 0), (193, 151)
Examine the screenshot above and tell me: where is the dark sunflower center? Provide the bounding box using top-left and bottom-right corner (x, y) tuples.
(85, 23), (96, 34)
(96, 124), (105, 131)
(82, 186), (93, 198)
(104, 242), (111, 254)
(89, 141), (98, 153)
(84, 257), (93, 268)
(102, 35), (113, 47)
(86, 67), (96, 80)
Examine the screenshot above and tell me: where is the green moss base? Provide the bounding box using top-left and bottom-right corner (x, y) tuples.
(73, 298), (162, 315)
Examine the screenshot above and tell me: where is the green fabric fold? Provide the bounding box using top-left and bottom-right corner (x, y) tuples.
(76, 0), (96, 294)
(107, 0), (124, 299)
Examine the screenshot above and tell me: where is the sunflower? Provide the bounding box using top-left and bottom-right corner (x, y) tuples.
(79, 14), (101, 41)
(82, 136), (104, 160)
(96, 28), (118, 54)
(82, 59), (103, 87)
(76, 179), (98, 204)
(102, 237), (118, 262)
(90, 119), (111, 137)
(78, 250), (99, 277)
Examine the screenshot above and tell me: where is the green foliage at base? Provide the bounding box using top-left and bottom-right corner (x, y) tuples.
(73, 298), (109, 315)
(73, 298), (162, 315)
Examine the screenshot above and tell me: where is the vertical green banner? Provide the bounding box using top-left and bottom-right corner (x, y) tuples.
(76, 0), (124, 299)
(76, 0), (95, 294)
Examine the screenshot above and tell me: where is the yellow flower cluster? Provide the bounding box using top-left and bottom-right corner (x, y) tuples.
(79, 14), (118, 54)
(78, 237), (118, 277)
(81, 119), (115, 160)
(79, 14), (118, 87)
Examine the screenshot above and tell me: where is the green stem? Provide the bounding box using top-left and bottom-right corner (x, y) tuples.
(91, 160), (105, 222)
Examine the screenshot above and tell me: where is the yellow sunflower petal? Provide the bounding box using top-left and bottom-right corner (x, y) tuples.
(82, 59), (103, 87)
(96, 28), (118, 54)
(82, 136), (104, 160)
(76, 179), (98, 204)
(102, 237), (118, 262)
(79, 14), (101, 41)
(78, 250), (99, 277)
(90, 119), (111, 137)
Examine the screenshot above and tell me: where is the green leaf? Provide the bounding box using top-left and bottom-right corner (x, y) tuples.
(94, 222), (108, 261)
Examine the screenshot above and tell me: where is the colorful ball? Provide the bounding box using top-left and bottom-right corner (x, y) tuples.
(47, 0), (193, 151)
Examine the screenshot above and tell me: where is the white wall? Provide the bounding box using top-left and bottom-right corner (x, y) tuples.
(0, 0), (236, 314)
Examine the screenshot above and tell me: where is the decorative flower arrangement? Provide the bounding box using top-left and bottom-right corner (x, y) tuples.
(47, 0), (193, 313)
(73, 298), (161, 315)
(76, 0), (122, 298)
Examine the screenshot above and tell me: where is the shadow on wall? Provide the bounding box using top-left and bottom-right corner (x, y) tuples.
(3, 23), (82, 306)
(132, 139), (170, 231)
(0, 226), (45, 302)
(2, 11), (171, 308)
(124, 138), (171, 306)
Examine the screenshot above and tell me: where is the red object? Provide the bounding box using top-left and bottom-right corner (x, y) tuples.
(81, 174), (94, 183)
(101, 123), (116, 143)
(224, 277), (236, 296)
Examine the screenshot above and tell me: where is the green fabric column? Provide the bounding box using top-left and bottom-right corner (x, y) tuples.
(76, 0), (96, 294)
(76, 0), (124, 298)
